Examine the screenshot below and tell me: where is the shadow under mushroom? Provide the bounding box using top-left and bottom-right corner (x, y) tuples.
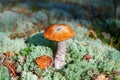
(25, 32), (56, 53)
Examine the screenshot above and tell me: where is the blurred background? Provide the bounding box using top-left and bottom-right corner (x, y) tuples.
(0, 0), (120, 50)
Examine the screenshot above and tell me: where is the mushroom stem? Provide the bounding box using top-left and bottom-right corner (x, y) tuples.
(54, 41), (67, 69)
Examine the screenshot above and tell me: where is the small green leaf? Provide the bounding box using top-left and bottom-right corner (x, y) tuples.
(21, 50), (28, 56)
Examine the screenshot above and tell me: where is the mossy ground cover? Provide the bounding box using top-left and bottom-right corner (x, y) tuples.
(0, 1), (120, 80)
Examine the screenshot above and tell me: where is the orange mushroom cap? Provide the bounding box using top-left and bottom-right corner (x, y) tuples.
(44, 24), (75, 42)
(6, 51), (14, 57)
(35, 55), (52, 70)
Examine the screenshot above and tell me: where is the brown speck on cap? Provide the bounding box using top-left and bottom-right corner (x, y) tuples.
(44, 24), (75, 42)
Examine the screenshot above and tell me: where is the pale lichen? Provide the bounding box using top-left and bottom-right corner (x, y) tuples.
(20, 71), (38, 80)
(17, 20), (120, 80)
(0, 11), (21, 32)
(0, 9), (120, 80)
(0, 64), (10, 80)
(0, 32), (26, 53)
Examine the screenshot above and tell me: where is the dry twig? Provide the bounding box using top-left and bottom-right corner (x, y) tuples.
(88, 30), (97, 39)
(2, 56), (18, 77)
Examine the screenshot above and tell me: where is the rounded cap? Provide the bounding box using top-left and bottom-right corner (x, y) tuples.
(35, 55), (52, 70)
(44, 24), (75, 42)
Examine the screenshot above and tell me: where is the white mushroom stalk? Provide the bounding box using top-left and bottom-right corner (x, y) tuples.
(44, 24), (75, 69)
(54, 41), (67, 69)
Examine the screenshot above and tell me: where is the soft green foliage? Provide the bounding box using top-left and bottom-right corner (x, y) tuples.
(48, 9), (72, 20)
(0, 32), (26, 53)
(18, 32), (55, 73)
(108, 19), (120, 38)
(14, 21), (34, 33)
(0, 11), (35, 33)
(116, 7), (120, 18)
(0, 9), (120, 79)
(0, 11), (21, 32)
(30, 10), (48, 24)
(0, 64), (10, 80)
(20, 46), (34, 56)
(18, 46), (53, 71)
(20, 71), (38, 80)
(16, 20), (120, 80)
(0, 3), (3, 11)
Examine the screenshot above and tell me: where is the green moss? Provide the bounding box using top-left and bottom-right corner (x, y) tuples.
(0, 11), (21, 32)
(20, 71), (38, 80)
(0, 64), (10, 80)
(30, 10), (48, 24)
(20, 46), (34, 56)
(0, 17), (120, 79)
(0, 32), (26, 53)
(19, 20), (120, 79)
(0, 2), (120, 79)
(18, 45), (53, 72)
(15, 22), (120, 80)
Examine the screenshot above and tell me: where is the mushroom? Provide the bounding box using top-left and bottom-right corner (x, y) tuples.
(35, 55), (52, 70)
(44, 24), (75, 69)
(6, 51), (14, 57)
